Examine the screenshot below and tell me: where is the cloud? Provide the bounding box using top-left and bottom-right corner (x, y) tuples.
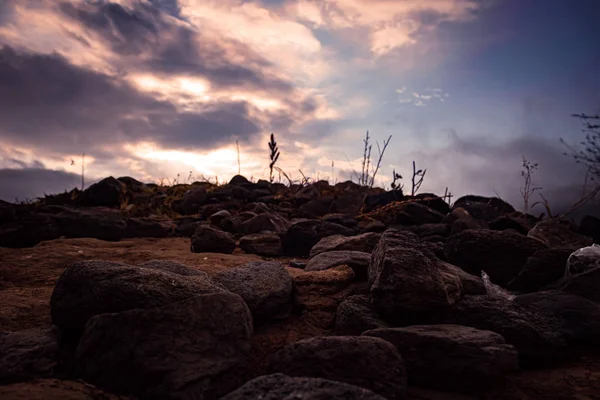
(397, 87), (449, 107)
(0, 168), (83, 202)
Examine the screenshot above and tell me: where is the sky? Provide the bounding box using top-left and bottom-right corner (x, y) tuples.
(0, 0), (599, 214)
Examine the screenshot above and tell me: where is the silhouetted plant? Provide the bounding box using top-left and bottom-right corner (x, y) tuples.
(390, 169), (404, 192)
(411, 161), (426, 196)
(268, 133), (280, 183)
(561, 113), (600, 179)
(519, 156), (542, 214)
(359, 131), (392, 187)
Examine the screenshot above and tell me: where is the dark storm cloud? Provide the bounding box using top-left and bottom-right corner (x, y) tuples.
(0, 168), (82, 202)
(0, 46), (265, 152)
(58, 0), (293, 93)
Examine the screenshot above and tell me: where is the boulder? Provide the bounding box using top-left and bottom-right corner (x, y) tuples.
(293, 265), (355, 295)
(137, 259), (211, 278)
(0, 327), (58, 384)
(268, 336), (407, 400)
(209, 210), (232, 225)
(213, 261), (293, 322)
(561, 267), (600, 305)
(450, 218), (489, 235)
(444, 229), (546, 287)
(239, 212), (290, 235)
(173, 216), (204, 237)
(282, 220), (354, 257)
(239, 233), (283, 257)
(0, 214), (61, 248)
(330, 192), (365, 215)
(220, 374), (386, 400)
(78, 177), (127, 208)
(527, 220), (593, 249)
(54, 207), (127, 241)
(334, 295), (389, 336)
(229, 175), (250, 186)
(124, 218), (172, 238)
(76, 293), (253, 400)
(515, 291), (600, 347)
(191, 225), (236, 254)
(0, 201), (15, 225)
(178, 186), (207, 215)
(393, 202), (446, 225)
(50, 260), (225, 343)
(309, 232), (381, 257)
(452, 195), (515, 221)
(507, 248), (573, 293)
(321, 213), (359, 229)
(489, 216), (532, 235)
(0, 379), (133, 400)
(306, 250), (371, 280)
(580, 215), (600, 243)
(409, 223), (450, 238)
(437, 295), (566, 367)
(369, 229), (462, 321)
(364, 325), (518, 393)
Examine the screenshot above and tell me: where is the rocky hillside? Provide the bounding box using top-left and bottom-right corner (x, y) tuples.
(2, 175), (600, 399)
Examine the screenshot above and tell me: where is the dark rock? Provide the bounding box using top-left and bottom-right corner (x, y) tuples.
(50, 260), (225, 343)
(239, 233), (283, 257)
(369, 229), (462, 321)
(173, 216), (204, 237)
(191, 225), (236, 254)
(452, 195), (515, 221)
(124, 218), (172, 238)
(322, 213), (359, 229)
(209, 210), (232, 225)
(421, 241), (447, 261)
(268, 336), (407, 400)
(0, 214), (61, 248)
(54, 207), (127, 241)
(78, 177), (127, 208)
(439, 261), (487, 295)
(393, 202), (446, 225)
(229, 175), (250, 185)
(310, 232), (381, 257)
(282, 220), (354, 257)
(117, 176), (145, 191)
(298, 198), (333, 218)
(178, 187), (207, 215)
(527, 219), (593, 249)
(580, 215), (600, 243)
(0, 202), (15, 225)
(220, 374), (386, 400)
(450, 218), (489, 234)
(76, 293), (252, 400)
(359, 220), (387, 233)
(213, 261), (293, 322)
(364, 325), (518, 393)
(294, 185), (320, 203)
(306, 250), (371, 280)
(137, 259), (210, 278)
(364, 191), (405, 212)
(0, 379), (133, 400)
(0, 327), (58, 384)
(489, 216), (532, 235)
(334, 295), (389, 336)
(444, 229), (547, 287)
(239, 212), (290, 235)
(330, 192), (365, 215)
(515, 291), (600, 347)
(561, 266), (600, 305)
(293, 265), (355, 296)
(220, 215), (245, 234)
(437, 295), (565, 367)
(289, 260), (307, 269)
(507, 248), (573, 293)
(409, 223), (450, 238)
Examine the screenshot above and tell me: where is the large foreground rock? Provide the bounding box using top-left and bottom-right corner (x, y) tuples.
(306, 250), (371, 280)
(507, 248), (573, 293)
(0, 379), (133, 400)
(369, 229), (462, 321)
(437, 295), (565, 367)
(50, 260), (224, 342)
(527, 220), (593, 249)
(239, 233), (282, 257)
(334, 295), (389, 336)
(309, 233), (381, 257)
(191, 225), (236, 254)
(76, 293), (253, 400)
(0, 327), (58, 384)
(364, 325), (518, 393)
(221, 374), (386, 400)
(213, 261), (293, 322)
(561, 267), (600, 305)
(282, 220), (354, 257)
(268, 336), (407, 400)
(445, 229), (546, 287)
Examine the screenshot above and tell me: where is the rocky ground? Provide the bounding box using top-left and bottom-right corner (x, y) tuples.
(2, 176), (600, 399)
